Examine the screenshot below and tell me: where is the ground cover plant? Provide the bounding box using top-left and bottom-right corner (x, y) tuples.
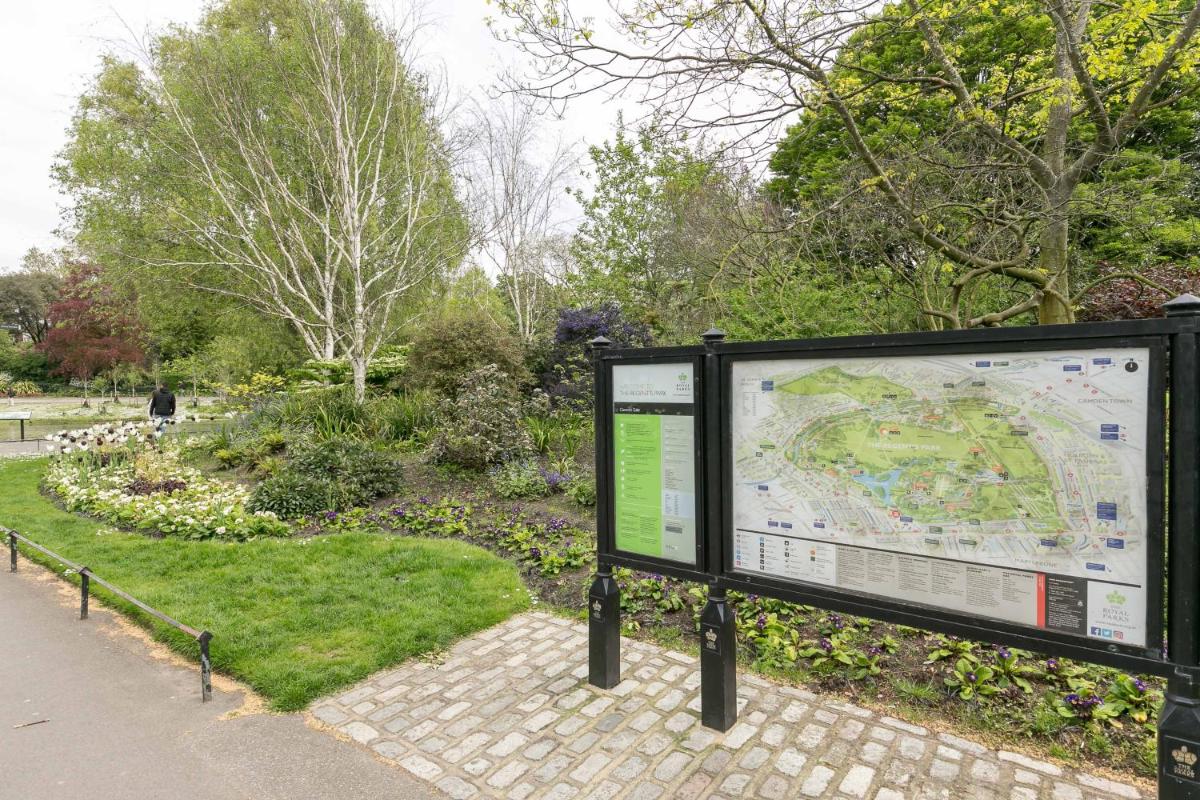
(0, 457), (528, 711)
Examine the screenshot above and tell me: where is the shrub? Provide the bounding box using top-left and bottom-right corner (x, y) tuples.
(248, 472), (337, 519)
(565, 476), (597, 507)
(9, 380), (40, 397)
(406, 313), (529, 397)
(428, 365), (532, 471)
(289, 438), (402, 507)
(490, 460), (551, 499)
(374, 391), (437, 441)
(540, 303), (652, 407)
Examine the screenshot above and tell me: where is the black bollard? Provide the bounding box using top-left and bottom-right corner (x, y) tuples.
(1160, 669), (1200, 797)
(588, 565), (621, 689)
(700, 584), (737, 731)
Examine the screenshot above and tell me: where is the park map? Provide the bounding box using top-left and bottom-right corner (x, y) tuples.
(729, 349), (1152, 643)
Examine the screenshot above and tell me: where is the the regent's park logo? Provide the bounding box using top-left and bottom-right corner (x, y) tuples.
(1107, 589), (1127, 606)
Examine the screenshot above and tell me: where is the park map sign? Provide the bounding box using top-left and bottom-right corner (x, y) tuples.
(729, 349), (1151, 647)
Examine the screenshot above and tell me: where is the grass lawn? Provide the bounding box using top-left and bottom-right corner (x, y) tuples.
(0, 458), (529, 711)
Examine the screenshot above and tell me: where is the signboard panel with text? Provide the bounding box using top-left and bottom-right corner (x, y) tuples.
(602, 354), (705, 573)
(727, 347), (1156, 649)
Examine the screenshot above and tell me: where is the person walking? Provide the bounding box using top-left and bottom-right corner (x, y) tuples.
(148, 384), (176, 433)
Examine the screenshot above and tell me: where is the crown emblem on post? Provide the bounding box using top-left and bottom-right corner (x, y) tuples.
(592, 600), (602, 613)
(1174, 745), (1198, 766)
(705, 629), (718, 644)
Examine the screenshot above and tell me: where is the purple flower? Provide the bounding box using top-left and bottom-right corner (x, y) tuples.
(1045, 658), (1059, 672)
(996, 647), (1011, 660)
(1133, 678), (1148, 693)
(867, 646), (883, 656)
(819, 638), (833, 653)
(324, 511), (338, 521)
(756, 614), (767, 630)
(530, 547), (542, 559)
(966, 672), (977, 684)
(418, 496), (431, 505)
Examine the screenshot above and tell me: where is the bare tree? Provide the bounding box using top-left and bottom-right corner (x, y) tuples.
(473, 97), (577, 342)
(492, 0), (1200, 326)
(131, 0), (467, 399)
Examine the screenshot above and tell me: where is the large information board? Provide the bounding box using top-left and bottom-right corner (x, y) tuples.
(727, 347), (1156, 647)
(610, 362), (700, 565)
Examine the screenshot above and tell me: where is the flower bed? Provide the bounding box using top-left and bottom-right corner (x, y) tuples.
(43, 424), (287, 540)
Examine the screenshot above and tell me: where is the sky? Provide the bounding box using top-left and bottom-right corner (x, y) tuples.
(0, 0), (628, 271)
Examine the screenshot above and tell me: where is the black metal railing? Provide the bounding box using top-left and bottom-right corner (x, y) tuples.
(4, 528), (213, 701)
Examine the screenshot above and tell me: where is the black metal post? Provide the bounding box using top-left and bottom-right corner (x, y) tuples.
(588, 564), (621, 689)
(1161, 294), (1200, 798)
(1161, 669), (1200, 797)
(18, 418), (24, 441)
(701, 327), (725, 575)
(199, 631), (213, 702)
(8, 531), (16, 572)
(79, 568), (89, 620)
(588, 335), (621, 690)
(699, 583), (737, 731)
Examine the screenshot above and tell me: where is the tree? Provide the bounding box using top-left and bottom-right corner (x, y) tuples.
(473, 97), (577, 344)
(494, 0), (1200, 326)
(569, 123), (721, 338)
(57, 0), (468, 401)
(0, 248), (63, 344)
(40, 264), (144, 405)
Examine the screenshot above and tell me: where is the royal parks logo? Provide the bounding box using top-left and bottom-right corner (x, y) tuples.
(1107, 589), (1127, 606)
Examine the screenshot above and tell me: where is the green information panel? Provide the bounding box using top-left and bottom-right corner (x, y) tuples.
(612, 362), (698, 565)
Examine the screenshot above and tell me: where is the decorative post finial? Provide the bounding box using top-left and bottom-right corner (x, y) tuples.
(1163, 293), (1200, 317)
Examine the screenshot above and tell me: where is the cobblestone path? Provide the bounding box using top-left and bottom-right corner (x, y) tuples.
(311, 612), (1147, 800)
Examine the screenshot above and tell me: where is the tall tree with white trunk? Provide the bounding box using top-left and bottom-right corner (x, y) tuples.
(472, 98), (577, 343)
(58, 0), (467, 399)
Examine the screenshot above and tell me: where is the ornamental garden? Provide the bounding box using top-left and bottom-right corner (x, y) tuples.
(0, 309), (1165, 779)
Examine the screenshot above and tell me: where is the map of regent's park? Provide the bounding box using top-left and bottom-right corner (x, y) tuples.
(730, 349), (1151, 589)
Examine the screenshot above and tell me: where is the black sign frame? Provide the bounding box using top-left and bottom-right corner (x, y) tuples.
(716, 330), (1169, 674)
(595, 346), (710, 582)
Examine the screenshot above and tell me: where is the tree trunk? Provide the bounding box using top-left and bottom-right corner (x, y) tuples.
(1036, 24), (1076, 327)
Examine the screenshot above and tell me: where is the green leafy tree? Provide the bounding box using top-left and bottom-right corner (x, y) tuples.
(0, 248), (63, 344)
(496, 0), (1200, 327)
(569, 122), (722, 340)
(57, 0), (468, 401)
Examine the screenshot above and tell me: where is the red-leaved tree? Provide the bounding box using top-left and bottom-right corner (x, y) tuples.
(40, 264), (144, 405)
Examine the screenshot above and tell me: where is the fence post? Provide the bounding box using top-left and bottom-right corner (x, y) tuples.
(79, 568), (90, 620)
(199, 631), (213, 702)
(8, 531), (16, 572)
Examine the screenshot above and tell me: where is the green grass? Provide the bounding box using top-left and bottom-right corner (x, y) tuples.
(0, 458), (529, 711)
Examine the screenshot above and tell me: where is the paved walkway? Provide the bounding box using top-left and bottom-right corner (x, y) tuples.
(313, 612), (1148, 800)
(0, 563), (439, 800)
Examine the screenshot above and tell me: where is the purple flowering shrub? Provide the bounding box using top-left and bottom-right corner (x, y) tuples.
(540, 303), (653, 407)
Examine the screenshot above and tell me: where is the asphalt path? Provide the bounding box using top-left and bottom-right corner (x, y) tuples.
(0, 563), (442, 800)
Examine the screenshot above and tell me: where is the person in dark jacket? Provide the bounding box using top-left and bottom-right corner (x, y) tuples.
(149, 385), (176, 432)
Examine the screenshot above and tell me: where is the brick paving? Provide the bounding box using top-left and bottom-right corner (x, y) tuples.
(310, 612), (1148, 800)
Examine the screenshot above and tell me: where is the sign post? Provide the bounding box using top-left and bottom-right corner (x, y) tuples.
(1159, 294), (1200, 798)
(588, 336), (622, 690)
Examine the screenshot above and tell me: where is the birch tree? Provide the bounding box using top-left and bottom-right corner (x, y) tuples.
(473, 98), (577, 343)
(58, 0), (467, 399)
(493, 0), (1200, 326)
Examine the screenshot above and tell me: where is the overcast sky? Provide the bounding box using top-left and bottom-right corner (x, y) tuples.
(0, 1), (626, 271)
